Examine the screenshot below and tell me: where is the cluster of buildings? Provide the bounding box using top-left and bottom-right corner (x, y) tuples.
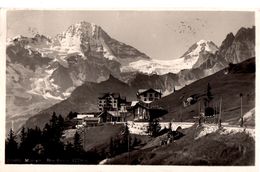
(75, 88), (167, 128)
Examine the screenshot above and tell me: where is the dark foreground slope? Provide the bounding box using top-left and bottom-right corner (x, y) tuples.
(154, 58), (255, 125)
(106, 125), (254, 165)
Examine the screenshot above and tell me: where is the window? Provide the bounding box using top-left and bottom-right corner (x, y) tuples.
(121, 106), (126, 112)
(144, 98), (147, 101)
(144, 93), (147, 97)
(150, 93), (153, 97)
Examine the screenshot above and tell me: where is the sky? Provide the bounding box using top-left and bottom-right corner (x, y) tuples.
(7, 10), (255, 60)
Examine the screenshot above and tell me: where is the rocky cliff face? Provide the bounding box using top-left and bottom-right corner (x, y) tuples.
(218, 27), (255, 64)
(6, 21), (150, 132)
(186, 26), (255, 80)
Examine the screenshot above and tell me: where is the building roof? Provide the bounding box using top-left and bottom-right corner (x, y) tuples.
(98, 92), (121, 99)
(108, 111), (121, 117)
(77, 112), (100, 117)
(98, 111), (121, 118)
(137, 88), (162, 95)
(132, 101), (150, 109)
(84, 117), (99, 121)
(76, 114), (88, 119)
(131, 101), (139, 107)
(132, 101), (165, 110)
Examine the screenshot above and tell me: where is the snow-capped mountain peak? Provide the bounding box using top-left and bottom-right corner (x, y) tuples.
(181, 39), (219, 59)
(6, 20), (151, 105)
(120, 39), (219, 75)
(61, 21), (100, 38)
(51, 21), (100, 60)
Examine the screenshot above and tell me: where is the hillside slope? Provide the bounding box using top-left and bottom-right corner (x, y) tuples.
(24, 75), (137, 129)
(153, 58), (255, 125)
(106, 125), (255, 165)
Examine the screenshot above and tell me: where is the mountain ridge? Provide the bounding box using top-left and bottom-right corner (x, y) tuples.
(6, 23), (255, 133)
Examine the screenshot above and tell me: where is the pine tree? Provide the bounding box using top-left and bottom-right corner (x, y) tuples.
(207, 83), (213, 104)
(67, 111), (75, 120)
(50, 112), (58, 129)
(147, 118), (161, 137)
(132, 137), (138, 147)
(109, 137), (114, 157)
(204, 83), (213, 108)
(5, 128), (18, 161)
(20, 127), (26, 143)
(43, 113), (65, 160)
(73, 131), (83, 153)
(122, 124), (130, 152)
(65, 142), (75, 160)
(19, 127), (27, 160)
(57, 115), (65, 135)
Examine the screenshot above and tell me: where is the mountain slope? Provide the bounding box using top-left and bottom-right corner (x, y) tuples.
(7, 24), (255, 133)
(24, 57), (255, 130)
(153, 58), (255, 125)
(24, 75), (137, 129)
(6, 21), (151, 132)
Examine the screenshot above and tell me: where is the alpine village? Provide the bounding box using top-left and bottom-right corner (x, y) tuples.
(5, 18), (255, 165)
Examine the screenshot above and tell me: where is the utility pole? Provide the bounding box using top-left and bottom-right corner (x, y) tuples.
(218, 97), (222, 129)
(83, 127), (86, 150)
(198, 100), (201, 114)
(125, 122), (130, 164)
(128, 131), (130, 164)
(180, 107), (183, 122)
(198, 100), (202, 126)
(240, 93), (243, 127)
(11, 120), (14, 130)
(214, 102), (218, 124)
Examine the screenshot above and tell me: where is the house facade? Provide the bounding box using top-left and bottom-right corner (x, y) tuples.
(137, 88), (162, 103)
(132, 101), (150, 121)
(97, 92), (131, 123)
(131, 101), (167, 121)
(98, 93), (127, 111)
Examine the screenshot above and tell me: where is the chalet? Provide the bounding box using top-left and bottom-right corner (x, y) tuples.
(98, 110), (127, 123)
(98, 93), (127, 111)
(132, 101), (150, 121)
(137, 88), (162, 103)
(182, 95), (198, 107)
(75, 112), (100, 128)
(131, 101), (167, 121)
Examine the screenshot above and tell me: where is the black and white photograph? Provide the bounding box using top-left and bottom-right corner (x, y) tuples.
(1, 7), (258, 169)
